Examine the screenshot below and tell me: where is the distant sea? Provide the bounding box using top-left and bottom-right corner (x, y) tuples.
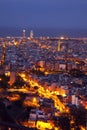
(0, 27), (87, 38)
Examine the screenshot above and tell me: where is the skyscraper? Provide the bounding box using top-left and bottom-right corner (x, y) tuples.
(58, 39), (61, 52)
(23, 29), (26, 38)
(30, 30), (34, 39)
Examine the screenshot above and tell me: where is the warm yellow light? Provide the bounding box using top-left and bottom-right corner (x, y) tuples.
(71, 128), (74, 130)
(14, 41), (18, 46)
(80, 126), (85, 130)
(45, 72), (49, 75)
(85, 105), (87, 109)
(33, 97), (37, 104)
(24, 97), (39, 107)
(23, 77), (27, 81)
(40, 68), (45, 72)
(7, 94), (20, 101)
(36, 121), (53, 130)
(65, 108), (69, 113)
(21, 74), (26, 78)
(46, 89), (49, 92)
(5, 71), (10, 76)
(19, 72), (68, 112)
(62, 93), (66, 97)
(54, 91), (59, 95)
(54, 127), (59, 130)
(70, 120), (74, 124)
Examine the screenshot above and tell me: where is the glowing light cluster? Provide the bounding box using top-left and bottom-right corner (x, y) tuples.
(19, 73), (69, 113)
(36, 121), (53, 130)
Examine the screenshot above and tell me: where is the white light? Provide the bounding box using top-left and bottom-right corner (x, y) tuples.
(60, 36), (64, 40)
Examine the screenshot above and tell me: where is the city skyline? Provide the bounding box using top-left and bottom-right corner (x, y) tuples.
(0, 0), (87, 29)
(0, 1), (87, 129)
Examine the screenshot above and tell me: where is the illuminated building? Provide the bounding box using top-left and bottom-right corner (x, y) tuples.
(23, 29), (26, 38)
(9, 71), (16, 85)
(58, 39), (61, 52)
(72, 95), (78, 106)
(30, 30), (34, 39)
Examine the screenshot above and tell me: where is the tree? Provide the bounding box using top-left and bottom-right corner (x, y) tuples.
(58, 116), (70, 130)
(70, 106), (86, 127)
(70, 69), (83, 77)
(0, 74), (9, 88)
(13, 76), (25, 88)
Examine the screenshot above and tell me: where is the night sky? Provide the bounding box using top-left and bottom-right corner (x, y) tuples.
(0, 0), (87, 29)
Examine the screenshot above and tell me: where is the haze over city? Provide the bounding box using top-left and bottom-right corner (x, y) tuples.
(0, 0), (87, 37)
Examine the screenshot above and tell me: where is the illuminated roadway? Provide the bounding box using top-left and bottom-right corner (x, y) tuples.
(18, 73), (69, 113)
(7, 73), (86, 130)
(7, 72), (69, 129)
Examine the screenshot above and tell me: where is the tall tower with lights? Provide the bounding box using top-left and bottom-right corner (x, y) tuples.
(58, 39), (61, 52)
(23, 29), (26, 38)
(30, 30), (34, 39)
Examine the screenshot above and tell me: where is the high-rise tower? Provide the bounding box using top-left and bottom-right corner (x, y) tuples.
(58, 39), (61, 52)
(23, 29), (26, 38)
(30, 30), (34, 39)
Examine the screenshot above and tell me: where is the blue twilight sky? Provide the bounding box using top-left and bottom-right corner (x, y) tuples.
(0, 0), (87, 29)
